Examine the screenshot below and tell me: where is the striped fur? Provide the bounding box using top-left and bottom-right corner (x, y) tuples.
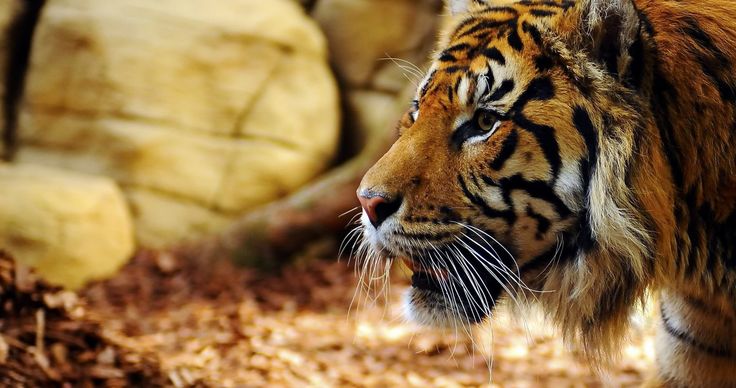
(356, 0), (736, 385)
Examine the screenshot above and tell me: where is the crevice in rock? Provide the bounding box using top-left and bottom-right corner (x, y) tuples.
(2, 0), (45, 161)
(302, 0), (320, 13)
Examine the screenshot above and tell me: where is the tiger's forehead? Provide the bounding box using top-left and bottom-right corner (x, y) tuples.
(415, 25), (518, 110)
(415, 1), (569, 109)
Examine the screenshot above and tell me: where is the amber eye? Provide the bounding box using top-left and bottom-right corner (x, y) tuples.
(476, 110), (497, 132)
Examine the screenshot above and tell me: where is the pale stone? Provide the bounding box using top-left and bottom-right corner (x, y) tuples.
(18, 0), (340, 246)
(20, 0), (328, 137)
(346, 90), (400, 152)
(0, 163), (134, 289)
(313, 0), (439, 87)
(125, 188), (232, 247)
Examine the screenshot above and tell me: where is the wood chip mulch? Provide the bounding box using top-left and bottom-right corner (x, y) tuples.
(0, 251), (168, 387)
(2, 247), (656, 387)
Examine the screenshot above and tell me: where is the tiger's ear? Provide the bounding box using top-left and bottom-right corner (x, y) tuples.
(445, 0), (487, 15)
(573, 0), (642, 80)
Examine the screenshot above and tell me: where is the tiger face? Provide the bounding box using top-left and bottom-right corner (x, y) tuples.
(357, 0), (651, 329)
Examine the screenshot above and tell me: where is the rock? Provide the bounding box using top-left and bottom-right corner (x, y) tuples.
(0, 0), (22, 158)
(345, 91), (398, 152)
(313, 0), (440, 87)
(125, 188), (232, 248)
(17, 0), (340, 247)
(0, 163), (134, 289)
(311, 0), (442, 167)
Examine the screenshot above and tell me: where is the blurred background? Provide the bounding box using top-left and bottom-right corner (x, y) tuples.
(0, 0), (653, 386)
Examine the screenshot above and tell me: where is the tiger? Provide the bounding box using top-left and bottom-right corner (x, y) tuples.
(354, 0), (736, 386)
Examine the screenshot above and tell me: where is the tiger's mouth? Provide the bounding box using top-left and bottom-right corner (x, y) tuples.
(401, 257), (448, 293)
(398, 253), (506, 326)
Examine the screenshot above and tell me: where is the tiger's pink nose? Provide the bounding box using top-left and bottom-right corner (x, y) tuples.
(358, 191), (401, 228)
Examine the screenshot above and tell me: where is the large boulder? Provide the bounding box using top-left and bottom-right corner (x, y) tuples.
(313, 0), (440, 90)
(17, 0), (340, 247)
(0, 163), (134, 289)
(311, 0), (441, 153)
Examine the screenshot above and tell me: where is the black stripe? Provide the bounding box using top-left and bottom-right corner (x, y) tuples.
(651, 69), (684, 187)
(716, 209), (736, 270)
(513, 77), (555, 108)
(507, 22), (524, 51)
(419, 70), (436, 99)
(512, 115), (561, 180)
(517, 0), (574, 9)
(444, 66), (469, 74)
(489, 128), (518, 170)
(487, 79), (515, 101)
(572, 106), (599, 252)
(458, 174), (517, 224)
(439, 52), (457, 62)
(661, 304), (735, 359)
(526, 205), (551, 239)
(477, 6), (520, 16)
(446, 43), (472, 53)
(452, 17), (481, 38)
(447, 85), (454, 103)
(625, 27), (646, 89)
(497, 174), (571, 218)
(529, 9), (555, 17)
(521, 21), (544, 46)
(459, 19), (513, 38)
(482, 47), (506, 65)
(576, 165), (596, 252)
(572, 106), (598, 172)
(682, 17), (735, 102)
(483, 69), (495, 93)
(534, 55), (555, 72)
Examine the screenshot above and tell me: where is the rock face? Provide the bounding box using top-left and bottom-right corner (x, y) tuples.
(17, 0), (340, 246)
(0, 163), (134, 289)
(311, 0), (442, 152)
(313, 0), (440, 90)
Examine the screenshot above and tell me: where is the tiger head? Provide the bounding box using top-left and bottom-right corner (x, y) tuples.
(357, 0), (673, 356)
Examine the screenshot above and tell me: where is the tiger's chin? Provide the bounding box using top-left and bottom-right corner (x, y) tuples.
(400, 263), (504, 328)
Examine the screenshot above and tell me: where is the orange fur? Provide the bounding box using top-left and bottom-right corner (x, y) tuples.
(357, 1), (736, 385)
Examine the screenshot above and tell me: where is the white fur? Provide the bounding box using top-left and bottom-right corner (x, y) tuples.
(474, 75), (491, 104)
(554, 160), (583, 213)
(457, 76), (472, 106)
(446, 0), (474, 15)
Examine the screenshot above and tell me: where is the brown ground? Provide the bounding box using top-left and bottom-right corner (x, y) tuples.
(2, 248), (656, 387)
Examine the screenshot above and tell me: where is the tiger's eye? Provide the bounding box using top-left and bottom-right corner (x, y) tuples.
(477, 111), (496, 131)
